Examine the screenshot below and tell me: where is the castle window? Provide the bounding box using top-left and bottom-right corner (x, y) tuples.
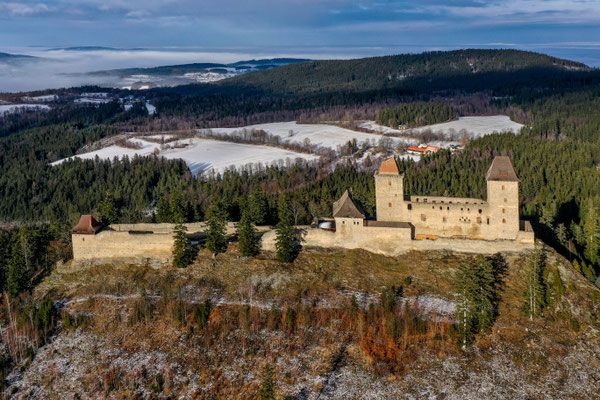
(447, 207), (450, 210)
(388, 181), (392, 186)
(407, 204), (412, 210)
(467, 208), (470, 212)
(460, 208), (463, 211)
(502, 185), (505, 190)
(478, 209), (482, 214)
(389, 202), (392, 207)
(486, 217), (490, 225)
(432, 206), (434, 209)
(439, 206), (442, 210)
(477, 217), (482, 224)
(395, 194), (398, 197)
(443, 216), (447, 223)
(504, 198), (507, 203)
(502, 208), (506, 213)
(342, 221), (346, 224)
(421, 214), (426, 222)
(502, 218), (506, 223)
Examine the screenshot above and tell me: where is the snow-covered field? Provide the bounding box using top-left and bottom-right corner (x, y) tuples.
(0, 104), (51, 115)
(361, 116), (524, 138)
(204, 121), (416, 149)
(53, 137), (317, 175)
(21, 94), (58, 102)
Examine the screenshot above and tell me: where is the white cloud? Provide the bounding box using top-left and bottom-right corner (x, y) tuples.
(0, 2), (49, 16)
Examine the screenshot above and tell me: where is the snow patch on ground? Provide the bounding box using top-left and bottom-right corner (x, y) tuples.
(0, 104), (51, 116)
(53, 137), (317, 175)
(21, 94), (58, 102)
(361, 116), (524, 138)
(202, 121), (417, 150)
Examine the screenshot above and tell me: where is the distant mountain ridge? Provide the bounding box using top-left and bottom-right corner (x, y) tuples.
(0, 52), (37, 62)
(89, 58), (311, 78)
(222, 49), (593, 95)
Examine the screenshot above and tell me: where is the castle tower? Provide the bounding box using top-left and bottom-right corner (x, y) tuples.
(486, 156), (520, 239)
(375, 158), (405, 222)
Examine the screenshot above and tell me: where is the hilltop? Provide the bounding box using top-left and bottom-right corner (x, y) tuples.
(7, 244), (599, 398)
(222, 49), (593, 95)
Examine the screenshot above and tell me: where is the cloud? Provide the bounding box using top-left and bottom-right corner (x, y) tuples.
(0, 2), (49, 16)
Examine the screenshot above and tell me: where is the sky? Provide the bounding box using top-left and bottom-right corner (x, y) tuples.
(1, 0), (600, 91)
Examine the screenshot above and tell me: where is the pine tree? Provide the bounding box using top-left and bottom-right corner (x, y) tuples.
(98, 190), (119, 225)
(474, 256), (496, 333)
(7, 240), (26, 297)
(581, 199), (600, 268)
(155, 196), (172, 223)
(238, 209), (259, 257)
(523, 250), (547, 319)
(173, 223), (193, 268)
(248, 188), (268, 225)
(205, 201), (228, 257)
(170, 190), (186, 224)
(257, 363), (276, 400)
(454, 255), (498, 348)
(275, 193), (299, 263)
(455, 260), (479, 348)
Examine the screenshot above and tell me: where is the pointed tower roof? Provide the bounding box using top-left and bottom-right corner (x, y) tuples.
(486, 156), (519, 182)
(333, 190), (366, 219)
(379, 157), (400, 174)
(72, 215), (103, 235)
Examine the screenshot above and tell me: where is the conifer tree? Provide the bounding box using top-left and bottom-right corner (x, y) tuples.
(205, 201), (228, 257)
(523, 250), (547, 319)
(170, 190), (186, 224)
(455, 260), (479, 348)
(155, 196), (172, 223)
(248, 188), (268, 225)
(275, 193), (299, 263)
(98, 190), (119, 225)
(7, 240), (26, 297)
(455, 255), (498, 348)
(173, 223), (193, 268)
(258, 364), (276, 400)
(238, 209), (259, 257)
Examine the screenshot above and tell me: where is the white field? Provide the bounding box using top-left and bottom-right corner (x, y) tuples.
(0, 104), (51, 115)
(361, 116), (524, 138)
(145, 102), (156, 115)
(203, 121), (417, 149)
(74, 98), (112, 104)
(22, 95), (58, 102)
(53, 137), (317, 175)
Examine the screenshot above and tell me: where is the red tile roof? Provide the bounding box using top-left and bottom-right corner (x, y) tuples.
(379, 158), (400, 174)
(72, 215), (102, 235)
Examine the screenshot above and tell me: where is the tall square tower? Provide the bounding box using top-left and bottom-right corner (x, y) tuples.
(375, 158), (405, 222)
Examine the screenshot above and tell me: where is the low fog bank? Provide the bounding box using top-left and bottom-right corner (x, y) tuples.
(0, 47), (327, 93)
(1, 45), (599, 93)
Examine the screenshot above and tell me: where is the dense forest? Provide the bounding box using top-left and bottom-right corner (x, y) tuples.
(377, 102), (457, 128)
(0, 48), (599, 295)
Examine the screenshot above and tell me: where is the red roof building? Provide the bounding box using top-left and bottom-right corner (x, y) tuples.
(72, 215), (103, 235)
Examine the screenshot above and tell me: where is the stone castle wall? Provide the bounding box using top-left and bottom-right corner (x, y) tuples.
(72, 230), (175, 265)
(260, 227), (535, 257)
(71, 222), (254, 265)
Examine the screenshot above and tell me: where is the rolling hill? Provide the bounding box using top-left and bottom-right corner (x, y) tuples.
(222, 49), (593, 95)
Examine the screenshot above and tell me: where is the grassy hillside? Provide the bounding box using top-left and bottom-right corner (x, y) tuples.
(223, 49), (592, 95)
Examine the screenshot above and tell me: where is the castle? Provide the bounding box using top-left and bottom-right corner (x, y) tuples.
(72, 156), (535, 265)
(350, 156), (523, 241)
(264, 156), (534, 255)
